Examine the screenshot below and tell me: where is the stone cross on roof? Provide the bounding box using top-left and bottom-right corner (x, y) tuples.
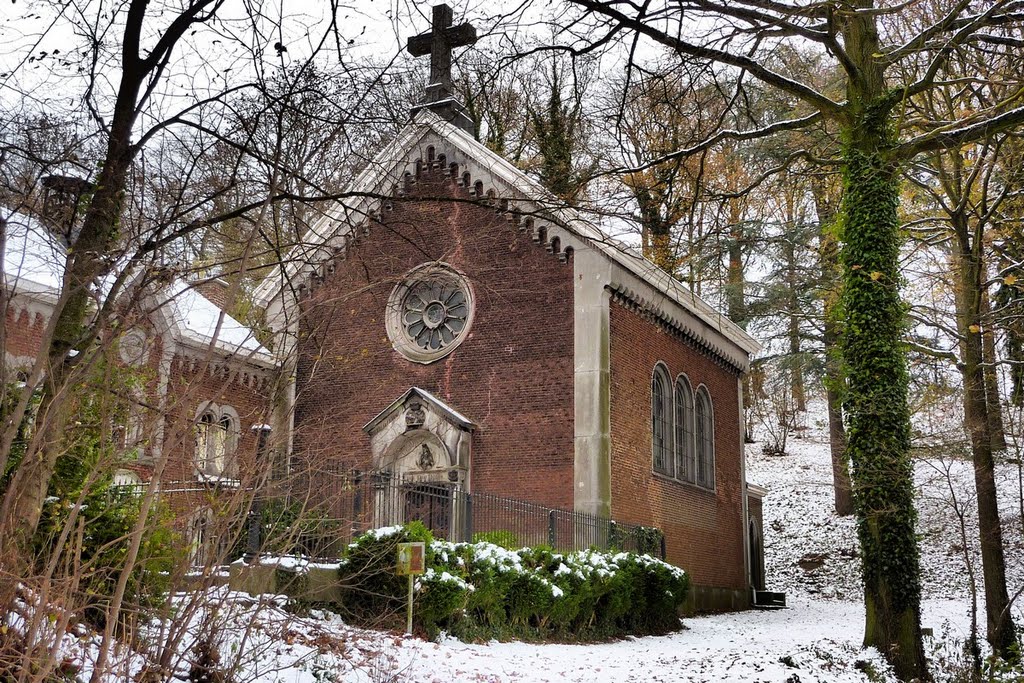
(407, 4), (477, 103)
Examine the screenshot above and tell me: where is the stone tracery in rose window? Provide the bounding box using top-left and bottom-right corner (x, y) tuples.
(401, 280), (469, 351)
(386, 263), (475, 363)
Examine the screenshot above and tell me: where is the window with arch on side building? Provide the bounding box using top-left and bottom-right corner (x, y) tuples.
(674, 375), (696, 483)
(650, 363), (715, 490)
(695, 387), (715, 489)
(195, 402), (240, 479)
(651, 364), (673, 476)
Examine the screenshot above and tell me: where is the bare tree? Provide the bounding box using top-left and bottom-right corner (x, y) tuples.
(531, 0), (1024, 677)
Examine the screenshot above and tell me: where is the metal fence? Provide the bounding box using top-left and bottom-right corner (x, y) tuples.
(113, 472), (666, 562)
(269, 469), (665, 560)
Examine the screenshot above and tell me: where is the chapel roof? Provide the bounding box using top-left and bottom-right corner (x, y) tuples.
(252, 110), (760, 357)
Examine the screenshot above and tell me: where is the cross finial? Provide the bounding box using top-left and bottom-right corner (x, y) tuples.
(407, 4), (477, 103)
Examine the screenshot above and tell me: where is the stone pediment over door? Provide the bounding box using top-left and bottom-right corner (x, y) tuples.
(362, 387), (475, 488)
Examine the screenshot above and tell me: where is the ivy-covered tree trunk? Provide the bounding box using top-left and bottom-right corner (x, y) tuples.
(838, 6), (928, 677)
(840, 120), (927, 679)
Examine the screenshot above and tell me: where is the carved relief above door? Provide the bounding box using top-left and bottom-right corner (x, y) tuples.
(362, 387), (476, 538)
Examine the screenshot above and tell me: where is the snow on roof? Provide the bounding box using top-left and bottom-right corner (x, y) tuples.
(1, 207), (66, 297)
(159, 279), (274, 363)
(2, 206), (273, 365)
(253, 111), (760, 357)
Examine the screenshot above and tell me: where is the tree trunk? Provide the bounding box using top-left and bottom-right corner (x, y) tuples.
(726, 198), (746, 329)
(979, 287), (1007, 451)
(784, 236), (806, 413)
(825, 317), (854, 517)
(952, 226), (1017, 658)
(726, 200), (753, 443)
(839, 10), (927, 674)
(813, 182), (854, 516)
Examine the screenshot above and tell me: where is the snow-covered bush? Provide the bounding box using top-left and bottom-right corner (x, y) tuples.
(337, 523), (690, 642)
(335, 521), (434, 626)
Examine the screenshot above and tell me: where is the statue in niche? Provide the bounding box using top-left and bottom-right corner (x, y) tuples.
(417, 444), (434, 470)
(405, 401), (425, 430)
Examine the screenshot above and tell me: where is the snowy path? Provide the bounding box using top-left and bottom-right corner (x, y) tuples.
(368, 599), (969, 682)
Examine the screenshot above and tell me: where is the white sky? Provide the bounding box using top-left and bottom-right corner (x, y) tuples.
(0, 0), (574, 117)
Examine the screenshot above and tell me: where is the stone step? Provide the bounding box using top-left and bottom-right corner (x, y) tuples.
(753, 590), (787, 608)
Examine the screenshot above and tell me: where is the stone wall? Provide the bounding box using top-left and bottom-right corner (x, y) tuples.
(293, 166), (576, 508)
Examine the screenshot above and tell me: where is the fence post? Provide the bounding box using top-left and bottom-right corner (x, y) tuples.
(245, 424), (273, 563)
(608, 520), (617, 552)
(464, 493), (473, 543)
(660, 533), (667, 560)
(351, 469), (363, 538)
(244, 498), (262, 563)
(548, 510), (556, 547)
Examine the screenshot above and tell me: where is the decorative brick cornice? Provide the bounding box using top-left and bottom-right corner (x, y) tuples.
(607, 284), (745, 375)
(172, 350), (272, 391)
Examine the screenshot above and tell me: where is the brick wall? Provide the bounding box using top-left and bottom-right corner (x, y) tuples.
(293, 167), (576, 508)
(4, 303), (48, 365)
(608, 299), (746, 592)
(160, 355), (272, 482)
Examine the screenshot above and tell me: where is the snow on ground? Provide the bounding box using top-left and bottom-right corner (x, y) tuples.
(390, 598), (893, 682)
(365, 416), (1023, 683)
(26, 408), (1024, 682)
(747, 414), (1024, 608)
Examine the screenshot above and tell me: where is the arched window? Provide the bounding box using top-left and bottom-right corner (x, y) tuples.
(651, 365), (673, 476)
(674, 376), (696, 483)
(195, 403), (238, 478)
(695, 388), (715, 488)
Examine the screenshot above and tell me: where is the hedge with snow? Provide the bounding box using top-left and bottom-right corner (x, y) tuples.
(334, 522), (689, 641)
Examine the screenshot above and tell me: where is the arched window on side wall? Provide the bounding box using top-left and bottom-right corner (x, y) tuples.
(195, 403), (239, 478)
(695, 387), (715, 489)
(674, 376), (695, 483)
(651, 365), (673, 476)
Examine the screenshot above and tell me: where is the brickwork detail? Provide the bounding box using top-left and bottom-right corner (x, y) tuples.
(293, 165), (576, 507)
(609, 299), (746, 591)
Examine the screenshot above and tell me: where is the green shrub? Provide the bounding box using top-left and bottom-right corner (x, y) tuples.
(337, 523), (688, 642)
(336, 521), (434, 628)
(471, 530), (520, 549)
(415, 568), (472, 639)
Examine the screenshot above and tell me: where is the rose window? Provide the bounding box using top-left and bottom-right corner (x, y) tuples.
(402, 281), (469, 351)
(386, 264), (475, 363)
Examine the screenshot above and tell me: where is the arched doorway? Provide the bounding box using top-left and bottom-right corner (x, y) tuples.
(748, 518), (765, 591)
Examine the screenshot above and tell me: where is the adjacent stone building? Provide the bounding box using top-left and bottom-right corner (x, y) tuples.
(2, 206), (275, 563)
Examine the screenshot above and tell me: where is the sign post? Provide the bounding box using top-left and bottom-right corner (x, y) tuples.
(396, 542), (425, 635)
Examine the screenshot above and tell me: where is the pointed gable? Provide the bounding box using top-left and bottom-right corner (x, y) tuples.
(253, 111), (758, 367)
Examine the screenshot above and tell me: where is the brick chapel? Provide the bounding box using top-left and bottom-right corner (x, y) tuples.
(252, 5), (767, 610)
(1, 4), (769, 610)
